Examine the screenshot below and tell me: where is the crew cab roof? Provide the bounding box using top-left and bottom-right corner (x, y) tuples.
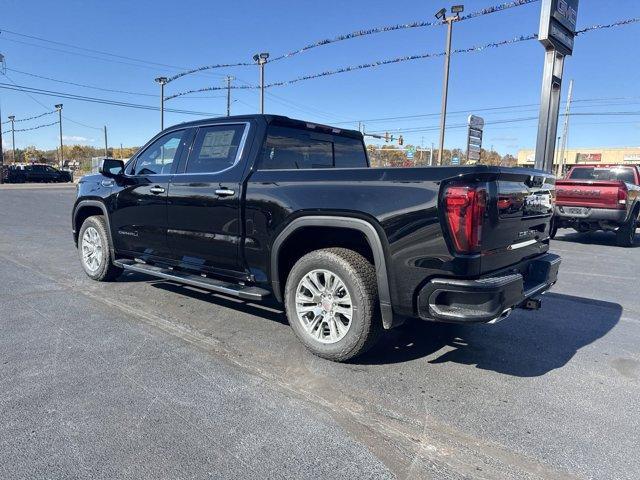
(173, 114), (363, 139)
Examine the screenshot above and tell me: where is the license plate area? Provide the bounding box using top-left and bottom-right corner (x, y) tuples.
(561, 206), (589, 217)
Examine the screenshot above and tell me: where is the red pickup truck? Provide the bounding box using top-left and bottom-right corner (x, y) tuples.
(553, 164), (640, 246)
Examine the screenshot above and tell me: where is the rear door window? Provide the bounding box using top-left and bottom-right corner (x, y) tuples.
(260, 126), (367, 170)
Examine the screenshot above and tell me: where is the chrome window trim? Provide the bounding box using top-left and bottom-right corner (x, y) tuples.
(174, 121), (251, 176)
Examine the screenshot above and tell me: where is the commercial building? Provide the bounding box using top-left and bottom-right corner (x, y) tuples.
(517, 147), (640, 169)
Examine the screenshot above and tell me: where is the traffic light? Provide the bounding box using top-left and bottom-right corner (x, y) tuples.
(398, 135), (404, 146)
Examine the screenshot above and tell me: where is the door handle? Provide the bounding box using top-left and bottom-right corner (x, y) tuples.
(150, 186), (165, 194)
(215, 188), (235, 197)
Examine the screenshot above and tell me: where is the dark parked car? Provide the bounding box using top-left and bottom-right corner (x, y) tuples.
(72, 114), (560, 361)
(8, 163), (73, 183)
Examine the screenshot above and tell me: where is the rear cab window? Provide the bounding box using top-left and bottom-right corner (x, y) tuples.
(259, 124), (368, 170)
(569, 166), (636, 184)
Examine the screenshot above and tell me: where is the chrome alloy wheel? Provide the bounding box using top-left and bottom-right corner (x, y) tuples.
(295, 269), (353, 344)
(81, 226), (103, 272)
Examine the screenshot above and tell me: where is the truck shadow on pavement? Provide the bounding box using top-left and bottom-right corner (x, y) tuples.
(357, 293), (621, 377)
(129, 273), (621, 377)
(553, 229), (639, 247)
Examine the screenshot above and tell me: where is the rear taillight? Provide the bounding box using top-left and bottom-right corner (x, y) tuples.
(444, 184), (486, 254)
(618, 186), (628, 205)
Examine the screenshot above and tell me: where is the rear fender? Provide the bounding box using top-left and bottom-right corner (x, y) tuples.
(270, 216), (397, 329)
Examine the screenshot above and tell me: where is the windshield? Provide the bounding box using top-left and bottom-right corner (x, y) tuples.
(568, 167), (635, 184)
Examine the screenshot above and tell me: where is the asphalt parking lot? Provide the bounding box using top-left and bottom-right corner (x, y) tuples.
(1, 184), (639, 480)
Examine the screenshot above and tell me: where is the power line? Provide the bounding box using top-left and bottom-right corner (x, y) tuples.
(0, 28), (231, 78)
(0, 35), (229, 79)
(6, 68), (156, 97)
(0, 82), (222, 116)
(1, 71), (103, 130)
(0, 27), (200, 71)
(234, 75), (350, 121)
(367, 111), (640, 136)
(338, 98), (640, 128)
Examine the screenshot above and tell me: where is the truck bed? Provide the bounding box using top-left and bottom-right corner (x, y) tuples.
(244, 165), (555, 316)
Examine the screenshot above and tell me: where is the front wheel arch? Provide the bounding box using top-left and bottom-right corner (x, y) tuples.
(73, 201), (114, 257)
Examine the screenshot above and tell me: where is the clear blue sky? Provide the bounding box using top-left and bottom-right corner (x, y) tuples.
(1, 0), (639, 154)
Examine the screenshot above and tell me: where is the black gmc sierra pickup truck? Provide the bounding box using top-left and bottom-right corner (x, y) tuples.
(72, 114), (560, 361)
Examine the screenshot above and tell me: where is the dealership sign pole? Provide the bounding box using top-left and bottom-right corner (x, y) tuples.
(466, 115), (484, 163)
(534, 0), (579, 173)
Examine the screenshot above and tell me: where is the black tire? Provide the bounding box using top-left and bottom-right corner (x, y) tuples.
(284, 248), (382, 362)
(616, 210), (638, 247)
(78, 215), (123, 281)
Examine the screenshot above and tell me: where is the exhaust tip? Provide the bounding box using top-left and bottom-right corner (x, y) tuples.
(522, 298), (542, 310)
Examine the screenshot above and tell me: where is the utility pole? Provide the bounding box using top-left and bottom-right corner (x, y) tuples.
(55, 104), (63, 167)
(225, 76), (235, 116)
(103, 126), (108, 157)
(253, 53), (269, 114)
(8, 115), (15, 164)
(429, 142), (434, 166)
(557, 79), (573, 177)
(435, 5), (463, 165)
(155, 76), (168, 131)
(120, 143), (123, 159)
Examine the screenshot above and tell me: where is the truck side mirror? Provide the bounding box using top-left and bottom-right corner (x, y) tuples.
(99, 158), (124, 177)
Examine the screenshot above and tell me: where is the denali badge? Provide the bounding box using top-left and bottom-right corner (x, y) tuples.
(118, 230), (138, 237)
(524, 192), (553, 211)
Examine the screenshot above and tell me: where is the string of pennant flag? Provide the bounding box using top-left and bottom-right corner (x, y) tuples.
(165, 17), (640, 101)
(0, 110), (55, 125)
(2, 119), (60, 135)
(165, 0), (539, 83)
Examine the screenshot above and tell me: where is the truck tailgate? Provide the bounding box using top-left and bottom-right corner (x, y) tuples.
(467, 170), (554, 273)
(556, 180), (624, 209)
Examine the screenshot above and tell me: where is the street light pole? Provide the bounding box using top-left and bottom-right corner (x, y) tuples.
(8, 115), (15, 164)
(435, 5), (463, 165)
(55, 104), (63, 168)
(253, 53), (269, 114)
(155, 76), (168, 131)
(557, 78), (573, 177)
(104, 126), (108, 157)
